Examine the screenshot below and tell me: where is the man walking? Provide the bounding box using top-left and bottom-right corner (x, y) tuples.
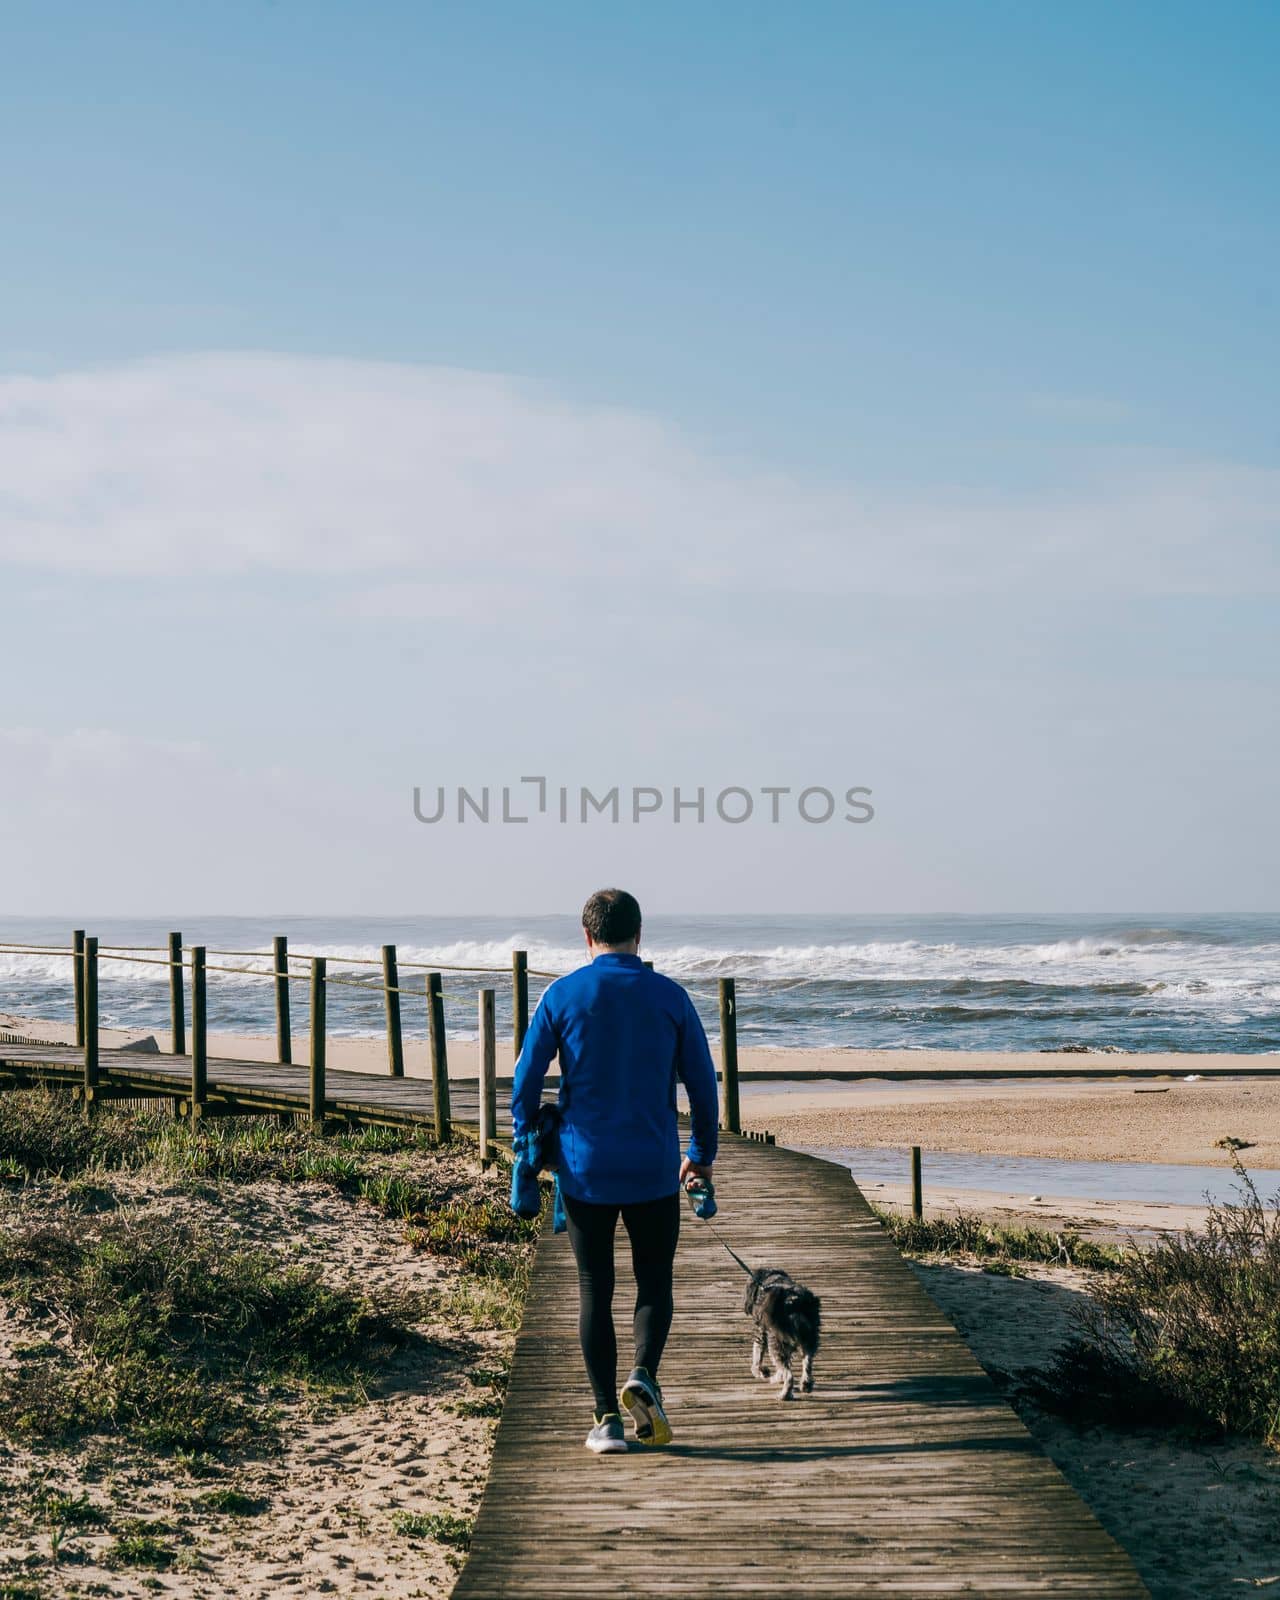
(511, 888), (719, 1453)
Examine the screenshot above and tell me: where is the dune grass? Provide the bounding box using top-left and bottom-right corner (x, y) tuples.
(0, 1089), (542, 1460)
(0, 1088), (160, 1179)
(872, 1205), (1126, 1272)
(0, 1210), (412, 1452)
(0, 1089), (443, 1183)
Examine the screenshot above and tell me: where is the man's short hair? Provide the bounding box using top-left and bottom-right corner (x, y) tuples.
(582, 888), (642, 946)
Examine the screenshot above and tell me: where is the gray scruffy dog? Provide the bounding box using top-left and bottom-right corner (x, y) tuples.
(744, 1267), (821, 1400)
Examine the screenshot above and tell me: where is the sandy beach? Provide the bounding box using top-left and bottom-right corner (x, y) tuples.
(739, 1073), (1280, 1170)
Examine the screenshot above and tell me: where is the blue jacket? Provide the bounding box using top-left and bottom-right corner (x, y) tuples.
(511, 952), (720, 1205)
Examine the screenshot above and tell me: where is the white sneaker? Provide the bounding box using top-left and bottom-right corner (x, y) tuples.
(585, 1413), (627, 1453)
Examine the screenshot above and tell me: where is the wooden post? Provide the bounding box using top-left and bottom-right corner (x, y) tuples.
(167, 931), (185, 1056)
(642, 959), (654, 970)
(273, 935), (292, 1064)
(72, 929), (86, 1048)
(478, 988), (496, 1168)
(911, 1146), (923, 1221)
(382, 943), (405, 1078)
(512, 949), (529, 1059)
(190, 945), (207, 1119)
(82, 935), (99, 1095)
(719, 977), (741, 1134)
(427, 972), (451, 1143)
(310, 957), (327, 1128)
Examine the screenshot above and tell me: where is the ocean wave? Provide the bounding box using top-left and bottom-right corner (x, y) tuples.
(3, 932), (1278, 992)
(829, 1002), (1165, 1023)
(0, 952), (78, 983)
(2, 918), (1278, 1053)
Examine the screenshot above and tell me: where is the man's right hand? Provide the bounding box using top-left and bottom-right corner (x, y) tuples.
(680, 1156), (713, 1186)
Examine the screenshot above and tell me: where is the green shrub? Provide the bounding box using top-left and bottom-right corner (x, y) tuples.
(197, 1487), (267, 1516)
(1031, 1161), (1280, 1447)
(37, 1489), (106, 1528)
(106, 1525), (178, 1570)
(405, 1196), (539, 1271)
(453, 1393), (504, 1417)
(391, 1510), (472, 1548)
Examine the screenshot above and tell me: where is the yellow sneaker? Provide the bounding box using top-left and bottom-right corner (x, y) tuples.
(620, 1368), (672, 1446)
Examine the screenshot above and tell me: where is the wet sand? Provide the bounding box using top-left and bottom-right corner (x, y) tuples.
(735, 1044), (1280, 1080)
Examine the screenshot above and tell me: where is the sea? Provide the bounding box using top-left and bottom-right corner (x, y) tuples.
(1, 913), (1277, 1053)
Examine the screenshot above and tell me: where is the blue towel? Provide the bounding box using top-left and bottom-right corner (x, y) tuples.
(510, 1104), (566, 1233)
(509, 1137), (542, 1217)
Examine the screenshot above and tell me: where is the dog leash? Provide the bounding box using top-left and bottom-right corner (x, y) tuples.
(705, 1220), (754, 1276)
(685, 1177), (754, 1276)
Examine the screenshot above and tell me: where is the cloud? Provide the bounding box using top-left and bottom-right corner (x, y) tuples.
(0, 352), (1276, 595)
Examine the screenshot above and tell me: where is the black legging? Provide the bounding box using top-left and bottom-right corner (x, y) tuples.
(561, 1189), (681, 1417)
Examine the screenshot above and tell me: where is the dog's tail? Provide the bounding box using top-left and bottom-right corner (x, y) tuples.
(758, 1285), (789, 1324)
(786, 1287), (821, 1350)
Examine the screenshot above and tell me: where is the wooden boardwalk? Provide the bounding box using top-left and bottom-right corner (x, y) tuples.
(1, 1034), (1148, 1596)
(0, 1038), (496, 1133)
(455, 1138), (1147, 1600)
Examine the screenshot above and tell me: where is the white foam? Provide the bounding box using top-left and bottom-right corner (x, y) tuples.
(4, 931), (1275, 997)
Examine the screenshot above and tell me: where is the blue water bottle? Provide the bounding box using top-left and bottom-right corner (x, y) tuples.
(684, 1175), (717, 1219)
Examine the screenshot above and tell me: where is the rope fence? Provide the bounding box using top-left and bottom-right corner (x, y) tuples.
(0, 948), (555, 1010)
(0, 930), (744, 1143)
(0, 941), (561, 980)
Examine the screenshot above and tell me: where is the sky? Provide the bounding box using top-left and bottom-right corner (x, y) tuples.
(1, 0), (1277, 914)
